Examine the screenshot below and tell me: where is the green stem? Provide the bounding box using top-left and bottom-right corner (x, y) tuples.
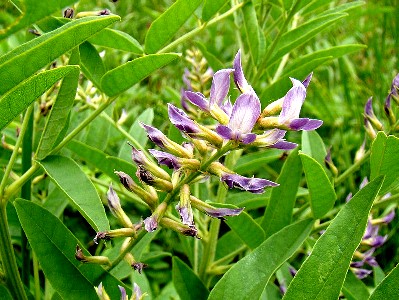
(33, 252), (40, 300)
(373, 193), (399, 209)
(21, 105), (33, 287)
(0, 205), (28, 300)
(158, 3), (244, 54)
(211, 245), (246, 268)
(334, 150), (370, 186)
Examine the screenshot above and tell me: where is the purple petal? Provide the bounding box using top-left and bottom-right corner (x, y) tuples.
(302, 72), (313, 88)
(184, 91), (209, 111)
(229, 93), (261, 134)
(350, 261), (364, 268)
(289, 118), (323, 131)
(240, 133), (257, 144)
(353, 268), (372, 279)
(233, 50), (249, 93)
(364, 97), (374, 117)
(369, 235), (387, 248)
(204, 207), (244, 219)
(107, 184), (121, 214)
(279, 78), (306, 123)
(140, 122), (166, 148)
(221, 173), (278, 194)
(272, 140), (298, 150)
(133, 283), (143, 299)
(168, 104), (200, 133)
(216, 125), (234, 140)
(182, 68), (192, 90)
(144, 216), (157, 232)
(149, 149), (181, 170)
(222, 98), (233, 116)
(382, 209), (395, 224)
(363, 222), (377, 239)
(118, 286), (127, 300)
(176, 204), (194, 227)
(210, 69), (234, 106)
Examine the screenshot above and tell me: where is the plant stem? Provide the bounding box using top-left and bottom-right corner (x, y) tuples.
(158, 3), (244, 54)
(0, 205), (28, 300)
(334, 150), (370, 186)
(33, 252), (41, 300)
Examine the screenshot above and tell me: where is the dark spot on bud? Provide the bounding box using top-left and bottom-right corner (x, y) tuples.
(93, 232), (110, 244)
(75, 245), (87, 262)
(28, 29), (41, 36)
(136, 166), (154, 185)
(63, 8), (74, 18)
(98, 9), (111, 15)
(132, 262), (148, 274)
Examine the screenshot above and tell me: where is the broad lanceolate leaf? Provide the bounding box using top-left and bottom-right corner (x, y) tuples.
(261, 149), (302, 237)
(144, 0), (202, 53)
(35, 50), (80, 160)
(208, 219), (313, 300)
(301, 130), (327, 166)
(0, 0), (76, 39)
(300, 152), (336, 219)
(268, 13), (346, 65)
(88, 29), (143, 53)
(14, 199), (129, 300)
(172, 257), (209, 300)
(202, 0), (229, 21)
(242, 2), (263, 66)
(0, 15), (119, 96)
(101, 53), (180, 96)
(37, 155), (109, 232)
(369, 263), (399, 299)
(0, 66), (79, 130)
(370, 132), (399, 195)
(79, 42), (106, 89)
(283, 176), (384, 300)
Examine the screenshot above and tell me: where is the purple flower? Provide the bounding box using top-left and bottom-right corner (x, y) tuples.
(386, 73), (399, 106)
(106, 184), (121, 216)
(144, 216), (158, 232)
(382, 209), (395, 224)
(168, 103), (200, 134)
(233, 50), (256, 95)
(216, 93), (261, 144)
(364, 97), (383, 130)
(176, 203), (195, 227)
(119, 286), (127, 300)
(278, 78), (323, 131)
(203, 206), (244, 219)
(221, 173), (278, 194)
(133, 283), (143, 299)
(253, 129), (297, 149)
(149, 149), (181, 170)
(353, 268), (372, 280)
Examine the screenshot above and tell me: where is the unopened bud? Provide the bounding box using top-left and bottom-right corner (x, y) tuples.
(136, 166), (173, 192)
(324, 147), (338, 177)
(176, 185), (195, 227)
(190, 196), (244, 219)
(106, 185), (134, 228)
(354, 139), (366, 163)
(63, 8), (74, 18)
(143, 202), (168, 232)
(160, 217), (200, 238)
(260, 98), (284, 118)
(364, 97), (383, 131)
(96, 283), (111, 300)
(75, 245), (111, 265)
(131, 146), (171, 182)
(94, 228), (136, 244)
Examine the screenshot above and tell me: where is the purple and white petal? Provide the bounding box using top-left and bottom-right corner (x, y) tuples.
(133, 283), (143, 299)
(289, 118), (323, 131)
(184, 91), (209, 111)
(140, 122), (167, 148)
(271, 140), (298, 150)
(144, 216), (158, 232)
(279, 78), (307, 123)
(215, 125), (234, 140)
(228, 93), (261, 134)
(210, 69), (234, 106)
(382, 209), (395, 224)
(233, 50), (253, 94)
(302, 72), (313, 88)
(204, 207), (244, 219)
(118, 286), (127, 300)
(221, 173), (278, 194)
(168, 104), (200, 133)
(222, 98), (233, 117)
(240, 133), (257, 144)
(149, 149), (181, 170)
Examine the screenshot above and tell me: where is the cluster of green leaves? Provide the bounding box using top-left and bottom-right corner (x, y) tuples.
(0, 0), (398, 299)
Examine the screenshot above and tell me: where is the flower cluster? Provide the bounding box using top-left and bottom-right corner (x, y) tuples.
(78, 50), (322, 285)
(347, 178), (395, 279)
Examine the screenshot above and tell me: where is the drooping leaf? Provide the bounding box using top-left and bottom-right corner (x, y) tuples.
(208, 219), (313, 300)
(118, 108), (154, 162)
(14, 199), (129, 300)
(144, 0), (202, 53)
(300, 152), (336, 219)
(0, 66), (79, 130)
(79, 41), (106, 89)
(342, 270), (370, 300)
(202, 0), (229, 21)
(0, 0), (76, 39)
(101, 53), (180, 96)
(268, 13), (347, 64)
(172, 257), (209, 300)
(369, 263), (399, 299)
(88, 29), (143, 54)
(37, 155), (109, 232)
(370, 132), (399, 195)
(261, 149), (302, 237)
(35, 49), (80, 160)
(0, 15), (120, 96)
(283, 176), (384, 300)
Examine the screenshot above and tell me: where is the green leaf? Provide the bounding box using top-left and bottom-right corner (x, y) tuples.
(14, 199), (129, 300)
(0, 0), (76, 39)
(370, 132), (399, 195)
(301, 130), (327, 166)
(0, 66), (79, 130)
(79, 42), (106, 89)
(195, 42), (225, 71)
(369, 263), (399, 299)
(36, 50), (80, 160)
(118, 108), (154, 162)
(225, 209), (265, 249)
(300, 152), (336, 219)
(202, 0), (229, 21)
(37, 155), (109, 232)
(172, 257), (209, 300)
(268, 13), (347, 64)
(67, 140), (137, 182)
(208, 219), (313, 300)
(83, 113), (111, 151)
(215, 230), (244, 261)
(261, 150), (302, 237)
(242, 2), (262, 65)
(234, 149), (282, 174)
(88, 29), (143, 53)
(342, 270), (370, 300)
(0, 285), (13, 300)
(283, 176), (384, 300)
(0, 15), (120, 96)
(144, 0), (202, 53)
(101, 53), (180, 96)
